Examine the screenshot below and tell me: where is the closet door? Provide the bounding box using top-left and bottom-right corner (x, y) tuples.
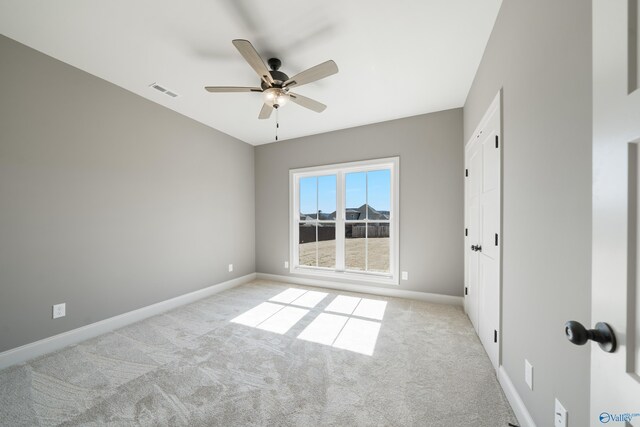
(478, 110), (501, 369)
(466, 140), (483, 332)
(464, 92), (502, 371)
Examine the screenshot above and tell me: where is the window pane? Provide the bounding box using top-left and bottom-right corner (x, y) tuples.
(367, 223), (390, 273)
(317, 223), (336, 268)
(345, 223), (366, 271)
(300, 177), (317, 220)
(318, 175), (337, 220)
(367, 170), (391, 220)
(345, 172), (366, 220)
(299, 223), (317, 267)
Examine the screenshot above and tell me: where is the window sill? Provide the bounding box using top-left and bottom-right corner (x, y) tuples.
(290, 266), (399, 286)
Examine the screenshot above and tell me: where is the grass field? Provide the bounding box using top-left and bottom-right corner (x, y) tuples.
(299, 238), (389, 272)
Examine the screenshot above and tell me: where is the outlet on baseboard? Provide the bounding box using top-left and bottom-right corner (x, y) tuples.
(228, 264), (233, 272)
(53, 303), (66, 319)
(401, 271), (408, 280)
(525, 359), (533, 390)
(284, 261), (289, 269)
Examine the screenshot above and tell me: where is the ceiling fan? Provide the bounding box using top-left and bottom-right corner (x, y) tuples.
(204, 39), (338, 120)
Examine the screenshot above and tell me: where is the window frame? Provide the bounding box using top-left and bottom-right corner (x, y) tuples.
(289, 157), (400, 285)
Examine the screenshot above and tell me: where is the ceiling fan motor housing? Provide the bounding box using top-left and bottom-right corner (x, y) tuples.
(261, 58), (289, 89)
(262, 71), (289, 89)
(267, 57), (281, 71)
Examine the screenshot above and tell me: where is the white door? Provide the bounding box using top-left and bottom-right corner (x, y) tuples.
(479, 107), (501, 369)
(464, 92), (502, 370)
(466, 141), (482, 332)
(591, 1), (640, 425)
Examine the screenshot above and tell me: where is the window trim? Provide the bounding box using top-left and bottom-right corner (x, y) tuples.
(289, 157), (400, 286)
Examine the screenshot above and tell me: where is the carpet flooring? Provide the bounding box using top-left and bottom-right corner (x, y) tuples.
(0, 280), (517, 426)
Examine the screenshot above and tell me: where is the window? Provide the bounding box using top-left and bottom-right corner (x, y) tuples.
(290, 157), (399, 285)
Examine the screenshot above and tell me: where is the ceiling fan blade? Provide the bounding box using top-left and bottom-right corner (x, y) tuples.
(258, 103), (274, 119)
(232, 39), (274, 86)
(205, 86), (262, 93)
(283, 60), (338, 88)
(287, 92), (327, 113)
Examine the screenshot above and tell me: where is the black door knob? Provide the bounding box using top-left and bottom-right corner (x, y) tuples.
(471, 245), (477, 251)
(564, 320), (616, 353)
(476, 245), (482, 252)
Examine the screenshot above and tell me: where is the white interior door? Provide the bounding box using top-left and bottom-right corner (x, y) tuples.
(466, 144), (482, 332)
(464, 92), (502, 370)
(591, 1), (640, 425)
(479, 109), (501, 369)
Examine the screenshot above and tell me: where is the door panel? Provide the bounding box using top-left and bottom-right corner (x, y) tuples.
(592, 1), (640, 424)
(468, 199), (480, 330)
(481, 112), (501, 262)
(480, 256), (500, 368)
(479, 110), (501, 370)
(481, 190), (500, 261)
(467, 144), (483, 331)
(471, 144), (483, 198)
(482, 131), (500, 194)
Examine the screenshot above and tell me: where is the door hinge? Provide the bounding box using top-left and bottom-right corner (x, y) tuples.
(465, 287), (468, 296)
(465, 228), (468, 236)
(465, 169), (468, 177)
(495, 135), (499, 148)
(494, 330), (498, 343)
(495, 233), (499, 246)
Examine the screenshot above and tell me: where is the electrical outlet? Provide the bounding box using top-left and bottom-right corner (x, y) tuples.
(401, 271), (409, 280)
(555, 398), (568, 427)
(525, 359), (533, 390)
(228, 264), (233, 272)
(284, 261), (289, 269)
(52, 303), (66, 319)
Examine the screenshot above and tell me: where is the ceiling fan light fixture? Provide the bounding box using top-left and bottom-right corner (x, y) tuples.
(263, 88), (289, 108)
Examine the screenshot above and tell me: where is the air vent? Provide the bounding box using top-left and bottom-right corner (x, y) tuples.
(149, 83), (179, 98)
(150, 83), (166, 92)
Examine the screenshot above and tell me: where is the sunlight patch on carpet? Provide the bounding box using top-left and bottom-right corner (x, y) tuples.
(232, 288), (386, 355)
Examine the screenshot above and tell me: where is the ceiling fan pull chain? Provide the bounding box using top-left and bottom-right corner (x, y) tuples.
(275, 107), (279, 141)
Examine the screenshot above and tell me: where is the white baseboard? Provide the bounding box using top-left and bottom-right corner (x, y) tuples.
(0, 272), (462, 371)
(498, 365), (536, 427)
(255, 273), (464, 306)
(0, 273), (256, 371)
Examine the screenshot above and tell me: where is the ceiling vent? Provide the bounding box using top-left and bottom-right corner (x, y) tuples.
(149, 83), (179, 98)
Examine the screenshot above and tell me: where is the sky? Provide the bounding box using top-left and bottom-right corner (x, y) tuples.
(300, 170), (391, 216)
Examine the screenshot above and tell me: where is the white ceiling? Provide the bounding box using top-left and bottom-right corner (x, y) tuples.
(0, 0), (502, 145)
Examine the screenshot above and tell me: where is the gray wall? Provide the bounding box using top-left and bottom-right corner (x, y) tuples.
(464, 1), (592, 425)
(0, 35), (255, 353)
(255, 109), (464, 296)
